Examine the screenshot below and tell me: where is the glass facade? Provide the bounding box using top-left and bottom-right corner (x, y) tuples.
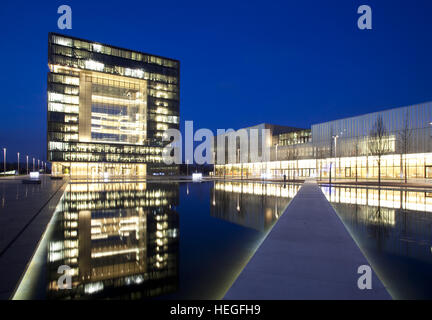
(276, 129), (311, 146)
(47, 33), (180, 177)
(311, 102), (432, 156)
(215, 102), (432, 182)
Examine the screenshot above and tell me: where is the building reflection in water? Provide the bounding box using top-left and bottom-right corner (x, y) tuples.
(322, 186), (432, 299)
(47, 182), (179, 299)
(210, 182), (301, 232)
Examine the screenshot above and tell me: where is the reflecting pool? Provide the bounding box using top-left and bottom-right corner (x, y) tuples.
(323, 186), (432, 299)
(15, 181), (300, 300)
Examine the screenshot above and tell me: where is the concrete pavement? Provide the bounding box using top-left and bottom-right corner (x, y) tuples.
(224, 180), (391, 300)
(0, 175), (67, 299)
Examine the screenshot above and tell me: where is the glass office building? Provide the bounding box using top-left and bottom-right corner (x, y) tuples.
(47, 33), (180, 177)
(215, 101), (432, 182)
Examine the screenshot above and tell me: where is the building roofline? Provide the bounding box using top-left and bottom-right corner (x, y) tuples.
(311, 100), (432, 128)
(49, 32), (180, 64)
(244, 123), (307, 131)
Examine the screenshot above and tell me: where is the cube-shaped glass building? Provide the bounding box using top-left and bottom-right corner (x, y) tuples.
(47, 33), (179, 177)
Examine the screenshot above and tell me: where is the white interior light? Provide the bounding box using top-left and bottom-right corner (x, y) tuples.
(85, 60), (104, 71)
(30, 172), (40, 179)
(192, 173), (202, 181)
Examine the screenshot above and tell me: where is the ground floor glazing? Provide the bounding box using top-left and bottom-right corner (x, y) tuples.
(52, 162), (146, 177)
(214, 153), (432, 181)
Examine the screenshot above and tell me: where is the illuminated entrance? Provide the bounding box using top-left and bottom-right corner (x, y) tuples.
(52, 162), (146, 177)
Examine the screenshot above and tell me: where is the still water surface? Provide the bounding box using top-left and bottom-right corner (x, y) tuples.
(323, 186), (432, 299)
(15, 181), (432, 299)
(16, 181), (299, 299)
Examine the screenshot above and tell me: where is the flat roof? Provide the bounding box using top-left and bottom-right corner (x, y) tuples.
(49, 32), (180, 64)
(311, 100), (432, 127)
(242, 123), (307, 134)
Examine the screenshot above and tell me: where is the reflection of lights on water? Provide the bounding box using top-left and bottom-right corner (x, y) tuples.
(265, 208), (273, 222)
(84, 282), (104, 294)
(17, 180), (180, 300)
(214, 182), (300, 198)
(260, 173), (272, 180)
(321, 186), (432, 214)
(321, 186), (330, 194)
(125, 275), (144, 286)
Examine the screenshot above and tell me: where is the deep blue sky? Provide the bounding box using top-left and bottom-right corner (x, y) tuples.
(1, 0), (432, 162)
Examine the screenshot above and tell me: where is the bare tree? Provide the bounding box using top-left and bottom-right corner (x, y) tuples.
(352, 138), (361, 183)
(329, 126), (334, 185)
(288, 145), (299, 180)
(397, 111), (412, 183)
(314, 146), (325, 181)
(368, 115), (390, 186)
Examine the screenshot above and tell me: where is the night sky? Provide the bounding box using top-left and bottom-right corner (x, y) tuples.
(1, 0), (431, 162)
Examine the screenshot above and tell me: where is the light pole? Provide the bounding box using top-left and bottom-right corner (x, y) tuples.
(17, 152), (20, 175)
(275, 144), (279, 179)
(237, 148), (240, 178)
(3, 148), (6, 175)
(33, 157), (35, 171)
(213, 151), (216, 177)
(26, 155), (29, 174)
(37, 159), (40, 171)
(333, 135), (338, 157)
(332, 134), (339, 181)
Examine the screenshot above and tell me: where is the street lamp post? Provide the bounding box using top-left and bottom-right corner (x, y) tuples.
(332, 134), (339, 182)
(26, 155), (29, 174)
(275, 143), (279, 179)
(33, 157), (35, 171)
(236, 148), (240, 178)
(17, 152), (20, 175)
(3, 148), (6, 175)
(213, 151), (216, 177)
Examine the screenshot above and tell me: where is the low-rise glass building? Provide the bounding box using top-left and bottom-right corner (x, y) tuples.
(47, 33), (180, 177)
(215, 101), (432, 182)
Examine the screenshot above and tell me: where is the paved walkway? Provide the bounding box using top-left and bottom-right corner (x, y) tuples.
(224, 180), (391, 300)
(0, 175), (67, 299)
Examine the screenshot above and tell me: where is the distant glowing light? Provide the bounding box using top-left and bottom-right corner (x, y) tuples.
(29, 172), (40, 179)
(192, 173), (202, 181)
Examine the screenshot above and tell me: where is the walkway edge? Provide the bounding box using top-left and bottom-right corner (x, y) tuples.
(224, 181), (392, 300)
(0, 180), (68, 300)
